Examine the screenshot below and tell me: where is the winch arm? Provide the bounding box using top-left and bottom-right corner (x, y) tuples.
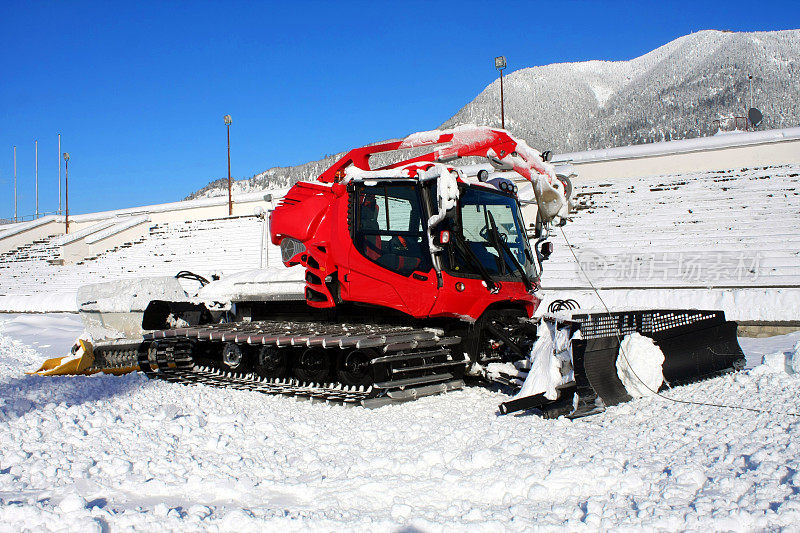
(317, 125), (569, 223)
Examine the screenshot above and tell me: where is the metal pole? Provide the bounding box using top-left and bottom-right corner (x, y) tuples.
(58, 134), (61, 214)
(227, 123), (232, 216)
(64, 153), (69, 234)
(748, 75), (753, 130)
(13, 146), (17, 222)
(500, 69), (505, 129)
(260, 215), (265, 269)
(35, 140), (38, 219)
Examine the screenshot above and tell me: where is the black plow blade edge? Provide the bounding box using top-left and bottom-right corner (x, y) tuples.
(504, 310), (746, 418)
(574, 309), (746, 410)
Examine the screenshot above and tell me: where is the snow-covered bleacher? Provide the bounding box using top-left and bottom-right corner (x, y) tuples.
(0, 215), (277, 312)
(0, 235), (62, 265)
(0, 216), (63, 254)
(537, 164), (800, 321)
(83, 215), (150, 245)
(0, 215), (59, 241)
(1, 164), (798, 320)
(53, 220), (118, 247)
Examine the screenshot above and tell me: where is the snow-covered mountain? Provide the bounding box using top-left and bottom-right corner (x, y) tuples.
(445, 29), (800, 152)
(188, 155), (342, 199)
(188, 29), (800, 199)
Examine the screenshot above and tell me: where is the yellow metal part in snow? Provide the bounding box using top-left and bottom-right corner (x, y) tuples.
(27, 340), (139, 376)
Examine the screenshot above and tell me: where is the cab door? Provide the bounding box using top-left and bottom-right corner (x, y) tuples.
(343, 182), (439, 318)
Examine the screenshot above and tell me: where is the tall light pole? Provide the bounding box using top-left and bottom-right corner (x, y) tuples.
(13, 146), (17, 222)
(224, 114), (233, 216)
(495, 56), (507, 129)
(747, 74), (754, 130)
(58, 134), (62, 214)
(35, 140), (39, 219)
(63, 152), (70, 233)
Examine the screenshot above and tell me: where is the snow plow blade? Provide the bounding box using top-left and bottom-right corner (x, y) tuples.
(501, 310), (746, 418)
(28, 339), (96, 376)
(28, 339), (140, 376)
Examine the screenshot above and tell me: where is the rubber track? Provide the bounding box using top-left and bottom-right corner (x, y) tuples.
(145, 320), (458, 353)
(91, 321), (466, 406)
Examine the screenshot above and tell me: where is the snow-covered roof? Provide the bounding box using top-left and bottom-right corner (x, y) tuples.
(554, 127), (800, 164)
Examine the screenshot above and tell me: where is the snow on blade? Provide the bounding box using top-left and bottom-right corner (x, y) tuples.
(513, 320), (573, 401)
(753, 341), (800, 377)
(616, 333), (665, 398)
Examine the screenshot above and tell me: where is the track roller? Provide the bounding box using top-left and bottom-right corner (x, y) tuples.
(255, 345), (289, 378)
(294, 347), (332, 382)
(337, 349), (374, 386)
(222, 342), (248, 371)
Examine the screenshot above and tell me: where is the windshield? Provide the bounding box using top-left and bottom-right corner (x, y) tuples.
(450, 186), (534, 279)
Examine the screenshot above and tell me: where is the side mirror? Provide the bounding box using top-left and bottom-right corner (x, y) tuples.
(539, 241), (553, 261)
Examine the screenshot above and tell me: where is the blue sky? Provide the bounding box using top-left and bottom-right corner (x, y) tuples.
(1, 0), (797, 218)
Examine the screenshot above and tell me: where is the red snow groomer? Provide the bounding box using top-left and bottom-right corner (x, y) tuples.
(45, 126), (744, 418)
(270, 126), (566, 320)
(266, 125), (742, 416)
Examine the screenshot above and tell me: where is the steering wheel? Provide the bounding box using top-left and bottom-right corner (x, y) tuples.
(480, 226), (508, 242)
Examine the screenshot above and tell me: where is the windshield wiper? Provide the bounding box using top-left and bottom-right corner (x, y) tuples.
(451, 230), (500, 293)
(487, 212), (534, 293)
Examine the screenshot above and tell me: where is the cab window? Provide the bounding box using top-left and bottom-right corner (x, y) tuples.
(446, 187), (533, 278)
(355, 184), (430, 276)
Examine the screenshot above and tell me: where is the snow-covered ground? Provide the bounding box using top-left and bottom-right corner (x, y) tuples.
(2, 313), (800, 531)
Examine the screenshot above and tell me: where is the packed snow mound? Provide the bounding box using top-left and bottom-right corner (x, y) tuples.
(194, 268), (304, 307)
(794, 341), (800, 375)
(77, 276), (189, 313)
(616, 333), (665, 398)
(754, 341), (800, 376)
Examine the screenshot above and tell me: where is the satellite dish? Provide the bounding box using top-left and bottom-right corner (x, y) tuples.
(748, 108), (763, 128)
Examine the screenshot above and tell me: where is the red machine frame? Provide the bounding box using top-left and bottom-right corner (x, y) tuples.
(270, 126), (561, 321)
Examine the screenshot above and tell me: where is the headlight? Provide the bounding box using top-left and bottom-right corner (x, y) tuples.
(280, 238), (306, 263)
